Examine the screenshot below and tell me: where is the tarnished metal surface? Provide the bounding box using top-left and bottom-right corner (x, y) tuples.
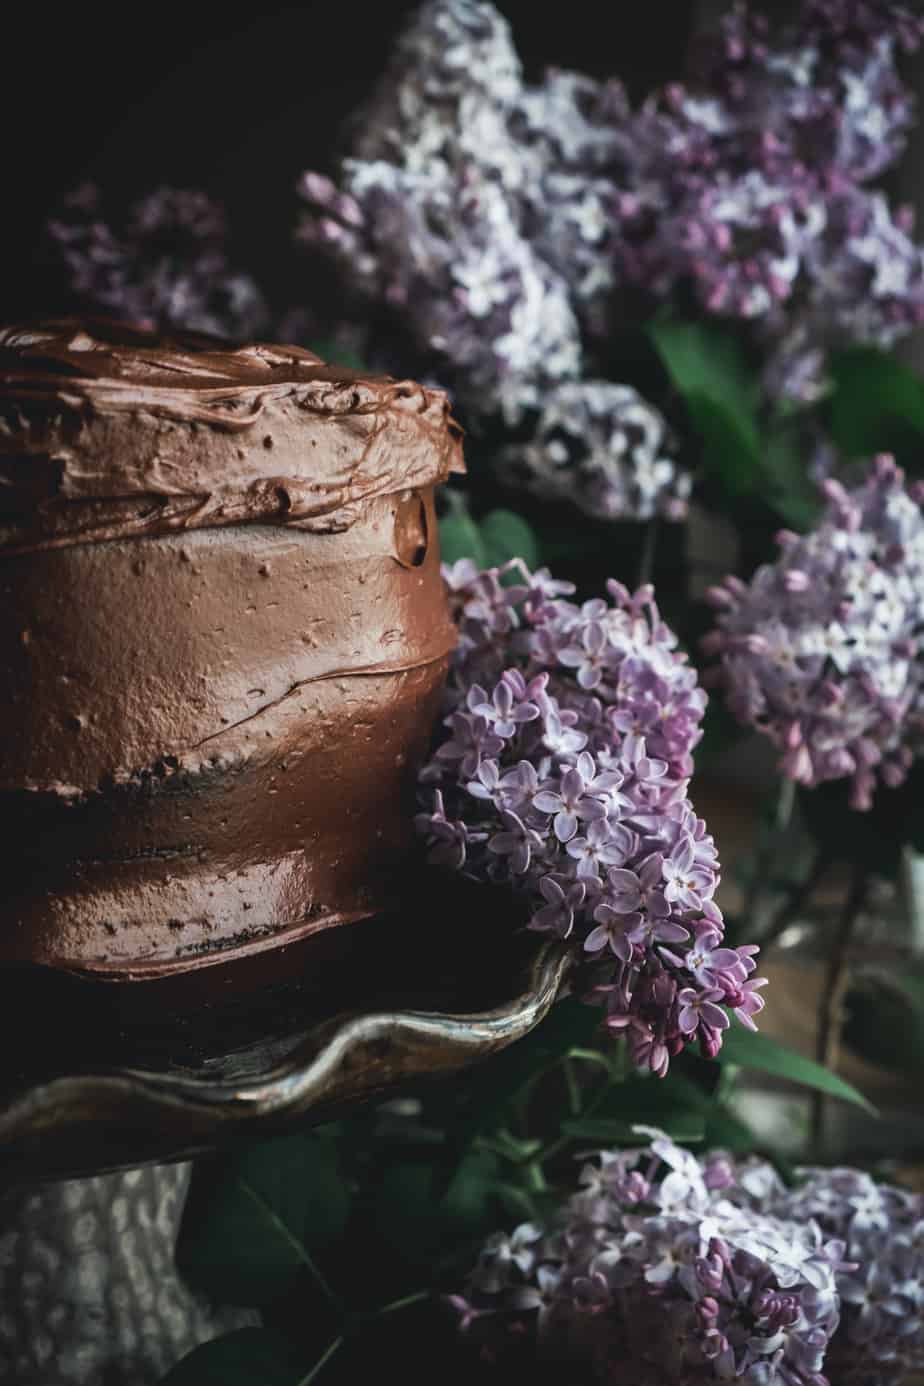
(0, 932), (571, 1181)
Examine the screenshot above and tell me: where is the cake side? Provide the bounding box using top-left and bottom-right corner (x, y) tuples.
(0, 321), (463, 979)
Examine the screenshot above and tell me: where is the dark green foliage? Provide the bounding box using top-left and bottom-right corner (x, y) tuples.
(177, 1127), (350, 1306)
(828, 346), (924, 468)
(159, 1329), (312, 1386)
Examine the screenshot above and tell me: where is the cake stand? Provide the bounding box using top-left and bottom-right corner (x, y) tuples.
(0, 883), (570, 1384)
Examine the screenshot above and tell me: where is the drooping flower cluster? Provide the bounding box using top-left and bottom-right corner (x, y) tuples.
(45, 184), (268, 340)
(417, 561), (765, 1074)
(297, 0), (924, 450)
(453, 1130), (855, 1385)
(704, 454), (924, 809)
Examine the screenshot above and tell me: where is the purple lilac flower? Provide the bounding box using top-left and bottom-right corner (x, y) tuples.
(298, 126), (583, 427)
(416, 560), (763, 1074)
(297, 0), (924, 423)
(45, 184), (268, 340)
(705, 454), (924, 808)
(452, 1129), (851, 1384)
(757, 1161), (924, 1385)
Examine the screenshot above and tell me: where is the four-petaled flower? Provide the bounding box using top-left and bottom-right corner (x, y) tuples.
(488, 809), (543, 874)
(662, 835), (716, 910)
(567, 818), (631, 879)
(676, 986), (730, 1036)
(529, 875), (586, 938)
(558, 619), (609, 690)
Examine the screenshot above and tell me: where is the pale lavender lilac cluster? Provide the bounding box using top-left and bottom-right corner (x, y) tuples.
(704, 454), (924, 809)
(416, 561), (765, 1075)
(778, 1164), (924, 1383)
(453, 1131), (923, 1386)
(45, 184), (268, 340)
(298, 0), (924, 437)
(296, 0), (686, 520)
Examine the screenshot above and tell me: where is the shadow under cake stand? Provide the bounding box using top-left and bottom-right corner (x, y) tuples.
(0, 887), (570, 1385)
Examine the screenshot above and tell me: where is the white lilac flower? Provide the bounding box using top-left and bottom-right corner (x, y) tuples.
(498, 380), (690, 523)
(704, 454), (924, 808)
(416, 562), (762, 1075)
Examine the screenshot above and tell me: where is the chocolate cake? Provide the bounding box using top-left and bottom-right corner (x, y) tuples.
(0, 321), (464, 984)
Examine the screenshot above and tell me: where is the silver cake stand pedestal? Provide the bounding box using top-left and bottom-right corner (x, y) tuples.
(0, 890), (569, 1384)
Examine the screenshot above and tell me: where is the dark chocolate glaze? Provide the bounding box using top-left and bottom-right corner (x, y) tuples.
(0, 321), (463, 980)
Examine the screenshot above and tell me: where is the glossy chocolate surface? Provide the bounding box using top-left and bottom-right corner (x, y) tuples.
(0, 321), (463, 979)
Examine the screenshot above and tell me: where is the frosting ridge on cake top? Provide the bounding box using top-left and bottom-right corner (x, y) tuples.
(0, 319), (465, 553)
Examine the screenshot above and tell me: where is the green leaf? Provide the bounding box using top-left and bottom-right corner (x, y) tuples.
(843, 965), (924, 1074)
(684, 393), (762, 496)
(373, 1160), (440, 1266)
(829, 346), (924, 466)
(479, 509), (540, 571)
(438, 497), (486, 567)
(714, 1025), (875, 1113)
(761, 428), (822, 531)
(460, 998), (603, 1133)
(649, 319), (761, 495)
(702, 1106), (759, 1154)
(177, 1128), (350, 1306)
(442, 1149), (503, 1230)
(650, 317), (821, 529)
(561, 1114), (705, 1144)
(159, 1329), (309, 1386)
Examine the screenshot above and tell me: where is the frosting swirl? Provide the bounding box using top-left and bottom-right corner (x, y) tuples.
(0, 320), (464, 553)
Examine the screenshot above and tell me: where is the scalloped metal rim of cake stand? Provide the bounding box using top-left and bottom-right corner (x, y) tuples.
(0, 938), (572, 1181)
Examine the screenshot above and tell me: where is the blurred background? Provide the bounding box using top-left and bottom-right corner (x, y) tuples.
(1, 2), (739, 317)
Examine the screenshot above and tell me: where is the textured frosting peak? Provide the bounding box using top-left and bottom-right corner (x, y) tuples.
(0, 319), (465, 553)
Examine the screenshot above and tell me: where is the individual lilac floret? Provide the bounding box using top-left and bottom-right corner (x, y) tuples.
(418, 561), (763, 1074)
(46, 184), (268, 340)
(453, 1129), (843, 1384)
(498, 381), (691, 522)
(704, 454), (924, 809)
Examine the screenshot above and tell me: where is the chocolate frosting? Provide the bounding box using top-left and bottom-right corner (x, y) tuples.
(0, 320), (463, 981)
(0, 320), (464, 553)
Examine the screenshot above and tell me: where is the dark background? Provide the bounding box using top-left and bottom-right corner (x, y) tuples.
(0, 2), (698, 319)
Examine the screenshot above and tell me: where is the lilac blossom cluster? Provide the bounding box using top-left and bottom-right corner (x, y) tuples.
(453, 1131), (923, 1385)
(775, 1164), (924, 1383)
(45, 184), (268, 340)
(704, 454), (924, 808)
(497, 381), (691, 523)
(298, 0), (924, 443)
(640, 0), (924, 392)
(416, 561), (765, 1075)
(296, 0), (687, 520)
(452, 1129), (844, 1385)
